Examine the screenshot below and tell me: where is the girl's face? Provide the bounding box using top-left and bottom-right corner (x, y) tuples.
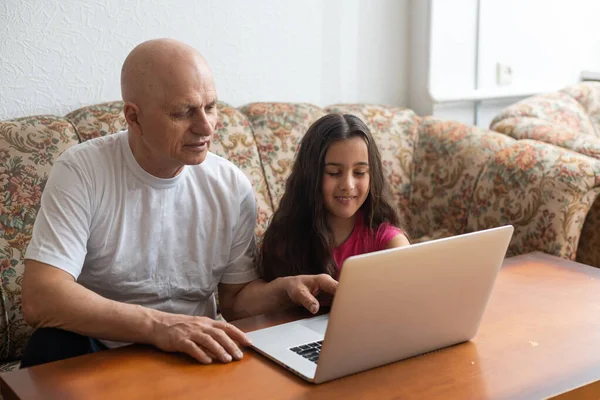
(322, 137), (370, 222)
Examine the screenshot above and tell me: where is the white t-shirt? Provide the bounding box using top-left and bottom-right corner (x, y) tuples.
(26, 130), (259, 346)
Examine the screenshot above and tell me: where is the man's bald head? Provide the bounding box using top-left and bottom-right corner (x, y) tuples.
(120, 38), (214, 107)
(120, 39), (218, 177)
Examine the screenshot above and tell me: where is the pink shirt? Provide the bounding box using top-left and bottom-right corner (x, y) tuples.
(333, 214), (403, 277)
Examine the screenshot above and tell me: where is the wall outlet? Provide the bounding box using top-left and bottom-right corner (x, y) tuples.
(496, 63), (513, 86)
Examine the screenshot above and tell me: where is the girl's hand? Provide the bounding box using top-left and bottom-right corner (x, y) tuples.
(283, 274), (338, 314)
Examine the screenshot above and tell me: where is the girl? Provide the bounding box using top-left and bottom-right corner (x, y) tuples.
(259, 113), (410, 282)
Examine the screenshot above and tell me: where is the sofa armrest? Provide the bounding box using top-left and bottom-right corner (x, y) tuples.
(490, 84), (600, 161)
(411, 117), (600, 266)
(489, 90), (597, 136)
(467, 139), (600, 264)
(491, 116), (600, 160)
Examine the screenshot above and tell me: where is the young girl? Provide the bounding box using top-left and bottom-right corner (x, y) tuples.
(259, 113), (410, 282)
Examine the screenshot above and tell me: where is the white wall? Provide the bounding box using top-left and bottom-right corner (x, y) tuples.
(412, 0), (600, 128)
(0, 0), (409, 120)
(8, 0), (597, 127)
(477, 0), (600, 89)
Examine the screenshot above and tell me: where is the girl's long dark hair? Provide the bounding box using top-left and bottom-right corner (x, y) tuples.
(258, 113), (404, 281)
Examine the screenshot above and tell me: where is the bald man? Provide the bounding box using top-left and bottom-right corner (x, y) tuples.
(20, 39), (337, 368)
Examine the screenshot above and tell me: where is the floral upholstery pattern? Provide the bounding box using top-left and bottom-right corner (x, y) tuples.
(490, 82), (600, 264)
(324, 104), (418, 229)
(490, 82), (600, 160)
(210, 103), (273, 238)
(0, 116), (80, 362)
(411, 118), (515, 239)
(3, 100), (600, 370)
(491, 88), (597, 135)
(490, 116), (600, 161)
(239, 103), (326, 208)
(66, 102), (127, 142)
(467, 140), (600, 260)
(561, 83), (600, 134)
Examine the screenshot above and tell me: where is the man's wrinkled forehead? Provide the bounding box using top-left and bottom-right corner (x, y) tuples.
(155, 61), (217, 108)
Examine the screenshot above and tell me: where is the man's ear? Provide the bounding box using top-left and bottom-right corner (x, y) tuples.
(123, 102), (142, 136)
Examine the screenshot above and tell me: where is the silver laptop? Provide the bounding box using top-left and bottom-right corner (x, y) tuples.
(246, 225), (514, 384)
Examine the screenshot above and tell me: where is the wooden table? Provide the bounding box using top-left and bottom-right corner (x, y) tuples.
(3, 252), (600, 399)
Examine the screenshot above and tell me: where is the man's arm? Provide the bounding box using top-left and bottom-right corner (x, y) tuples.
(22, 159), (252, 364)
(23, 260), (251, 364)
(218, 274), (338, 321)
(22, 259), (153, 339)
(218, 174), (338, 320)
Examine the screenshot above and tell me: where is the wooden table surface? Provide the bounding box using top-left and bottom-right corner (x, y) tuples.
(3, 252), (600, 400)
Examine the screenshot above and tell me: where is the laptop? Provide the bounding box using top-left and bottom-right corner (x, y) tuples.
(246, 225), (514, 384)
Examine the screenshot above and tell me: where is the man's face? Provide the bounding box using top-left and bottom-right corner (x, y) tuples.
(134, 61), (218, 177)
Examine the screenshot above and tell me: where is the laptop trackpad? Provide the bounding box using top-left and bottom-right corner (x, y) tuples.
(299, 314), (329, 335)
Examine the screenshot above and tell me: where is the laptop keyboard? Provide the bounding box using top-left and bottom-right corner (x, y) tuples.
(289, 340), (323, 363)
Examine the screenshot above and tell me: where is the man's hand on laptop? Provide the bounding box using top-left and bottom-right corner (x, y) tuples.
(151, 313), (251, 365)
(283, 274), (338, 314)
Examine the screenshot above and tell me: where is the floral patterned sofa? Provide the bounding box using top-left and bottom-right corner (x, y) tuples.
(2, 101), (600, 374)
(490, 81), (600, 268)
(490, 82), (600, 160)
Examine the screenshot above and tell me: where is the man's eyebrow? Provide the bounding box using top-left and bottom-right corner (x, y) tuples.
(171, 102), (194, 110)
(171, 100), (215, 111)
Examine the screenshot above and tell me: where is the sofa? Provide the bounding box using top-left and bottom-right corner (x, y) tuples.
(490, 81), (600, 267)
(2, 100), (600, 373)
(490, 82), (600, 160)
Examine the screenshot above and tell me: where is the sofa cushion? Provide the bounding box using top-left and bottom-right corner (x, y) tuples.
(66, 101), (127, 142)
(210, 103), (274, 237)
(324, 104), (418, 229)
(0, 116), (80, 361)
(239, 103), (326, 208)
(410, 118), (514, 239)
